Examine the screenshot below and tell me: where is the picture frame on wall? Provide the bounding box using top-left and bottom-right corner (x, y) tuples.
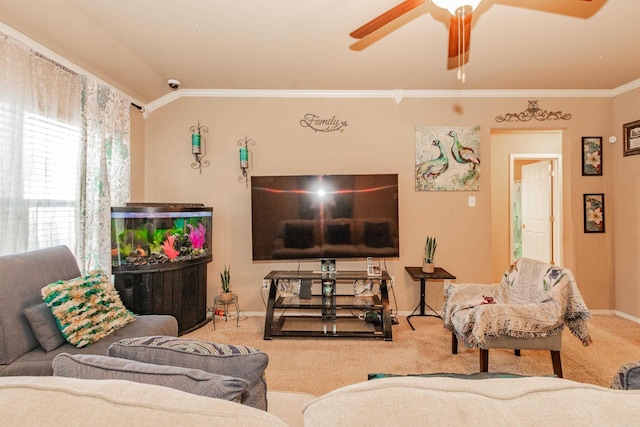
(582, 136), (602, 175)
(583, 193), (605, 233)
(623, 119), (640, 157)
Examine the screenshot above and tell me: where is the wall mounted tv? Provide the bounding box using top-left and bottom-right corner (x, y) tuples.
(251, 174), (399, 261)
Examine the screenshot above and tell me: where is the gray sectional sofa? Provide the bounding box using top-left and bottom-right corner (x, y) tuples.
(0, 245), (178, 376)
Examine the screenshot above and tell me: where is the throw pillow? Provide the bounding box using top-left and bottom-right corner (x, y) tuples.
(364, 221), (393, 248)
(52, 353), (249, 402)
(41, 270), (136, 348)
(611, 361), (640, 390)
(23, 302), (66, 352)
(108, 336), (269, 410)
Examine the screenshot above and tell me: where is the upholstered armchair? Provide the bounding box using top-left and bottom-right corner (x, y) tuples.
(442, 258), (592, 377)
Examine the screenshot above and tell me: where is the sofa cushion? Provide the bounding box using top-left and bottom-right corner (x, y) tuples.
(303, 376), (640, 426)
(0, 376), (287, 427)
(41, 270), (136, 348)
(23, 302), (65, 352)
(108, 336), (269, 410)
(2, 314), (178, 377)
(52, 353), (249, 403)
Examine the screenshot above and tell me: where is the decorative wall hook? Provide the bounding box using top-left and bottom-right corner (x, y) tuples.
(190, 121), (210, 174)
(238, 136), (256, 187)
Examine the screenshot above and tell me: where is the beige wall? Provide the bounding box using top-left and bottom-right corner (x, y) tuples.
(612, 87), (640, 318)
(129, 105), (146, 201)
(133, 94), (629, 315)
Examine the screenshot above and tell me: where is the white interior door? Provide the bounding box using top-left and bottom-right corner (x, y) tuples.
(521, 160), (552, 262)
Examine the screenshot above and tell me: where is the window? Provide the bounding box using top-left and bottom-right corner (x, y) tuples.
(22, 112), (81, 251)
(1, 33), (130, 270)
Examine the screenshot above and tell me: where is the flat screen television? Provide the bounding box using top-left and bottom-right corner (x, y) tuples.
(251, 174), (399, 261)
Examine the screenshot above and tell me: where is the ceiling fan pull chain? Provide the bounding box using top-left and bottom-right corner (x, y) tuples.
(457, 8), (466, 83)
(457, 10), (461, 80)
(461, 11), (466, 83)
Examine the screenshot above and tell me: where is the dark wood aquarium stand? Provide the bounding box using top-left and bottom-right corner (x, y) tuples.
(113, 256), (210, 335)
(263, 270), (393, 341)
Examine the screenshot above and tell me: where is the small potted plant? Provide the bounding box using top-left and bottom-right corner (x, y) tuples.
(422, 236), (437, 273)
(219, 264), (233, 301)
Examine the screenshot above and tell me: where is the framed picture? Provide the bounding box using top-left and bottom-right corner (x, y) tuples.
(582, 137), (602, 175)
(623, 119), (640, 157)
(583, 193), (605, 233)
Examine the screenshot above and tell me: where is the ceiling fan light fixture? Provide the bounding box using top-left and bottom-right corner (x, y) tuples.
(432, 0), (482, 15)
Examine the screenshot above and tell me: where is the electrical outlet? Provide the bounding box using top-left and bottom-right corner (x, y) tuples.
(389, 276), (395, 288)
(262, 279), (270, 289)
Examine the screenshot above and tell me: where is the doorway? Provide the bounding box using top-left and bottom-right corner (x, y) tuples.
(510, 155), (562, 265)
(490, 129), (563, 281)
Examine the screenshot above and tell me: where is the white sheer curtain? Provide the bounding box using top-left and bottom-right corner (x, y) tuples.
(78, 79), (131, 273)
(0, 32), (130, 273)
(0, 34), (82, 256)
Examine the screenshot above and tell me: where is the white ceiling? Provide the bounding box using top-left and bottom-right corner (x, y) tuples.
(0, 0), (637, 104)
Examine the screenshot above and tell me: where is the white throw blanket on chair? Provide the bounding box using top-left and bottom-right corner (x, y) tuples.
(442, 258), (592, 348)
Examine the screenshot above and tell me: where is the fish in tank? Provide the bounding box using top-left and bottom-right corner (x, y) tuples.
(111, 204), (213, 270)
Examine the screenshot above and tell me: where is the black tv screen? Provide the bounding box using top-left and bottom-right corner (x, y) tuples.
(251, 174), (399, 261)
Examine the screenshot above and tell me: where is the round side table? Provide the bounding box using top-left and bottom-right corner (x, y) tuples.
(208, 294), (240, 330)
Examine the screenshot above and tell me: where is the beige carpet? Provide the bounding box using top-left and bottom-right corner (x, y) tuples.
(184, 313), (640, 396)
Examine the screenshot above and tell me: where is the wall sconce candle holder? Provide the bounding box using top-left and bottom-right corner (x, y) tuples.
(190, 121), (210, 174)
(238, 136), (256, 187)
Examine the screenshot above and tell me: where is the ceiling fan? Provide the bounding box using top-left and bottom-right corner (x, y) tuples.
(350, 0), (595, 78)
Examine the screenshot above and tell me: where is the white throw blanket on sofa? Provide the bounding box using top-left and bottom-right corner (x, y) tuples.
(442, 258), (592, 348)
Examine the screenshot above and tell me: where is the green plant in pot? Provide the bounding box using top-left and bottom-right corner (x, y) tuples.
(423, 236), (437, 273)
(219, 264), (233, 301)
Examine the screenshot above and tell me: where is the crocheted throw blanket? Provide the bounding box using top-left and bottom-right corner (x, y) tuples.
(443, 258), (592, 348)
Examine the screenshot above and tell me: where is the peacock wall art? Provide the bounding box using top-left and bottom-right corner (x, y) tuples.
(415, 126), (481, 191)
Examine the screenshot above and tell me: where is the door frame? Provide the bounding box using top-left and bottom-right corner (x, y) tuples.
(509, 153), (563, 266)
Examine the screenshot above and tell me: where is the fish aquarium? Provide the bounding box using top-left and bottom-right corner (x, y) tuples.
(111, 204), (213, 271)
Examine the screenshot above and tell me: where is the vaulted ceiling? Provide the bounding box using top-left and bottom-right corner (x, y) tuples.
(0, 0), (637, 104)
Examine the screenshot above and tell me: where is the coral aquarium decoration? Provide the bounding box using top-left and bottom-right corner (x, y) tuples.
(162, 235), (180, 260)
(187, 223), (207, 250)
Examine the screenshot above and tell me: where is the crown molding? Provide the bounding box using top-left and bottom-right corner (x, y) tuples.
(143, 85), (635, 117)
(610, 78), (640, 97)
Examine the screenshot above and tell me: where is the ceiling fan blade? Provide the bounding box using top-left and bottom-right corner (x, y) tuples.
(350, 0), (425, 39)
(493, 0), (603, 19)
(447, 11), (472, 59)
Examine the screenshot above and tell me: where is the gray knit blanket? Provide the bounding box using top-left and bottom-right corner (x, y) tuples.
(442, 258), (592, 348)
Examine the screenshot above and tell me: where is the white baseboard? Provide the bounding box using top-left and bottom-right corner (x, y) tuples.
(609, 310), (640, 324)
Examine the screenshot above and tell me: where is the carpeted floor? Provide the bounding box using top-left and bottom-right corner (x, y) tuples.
(184, 313), (640, 396)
